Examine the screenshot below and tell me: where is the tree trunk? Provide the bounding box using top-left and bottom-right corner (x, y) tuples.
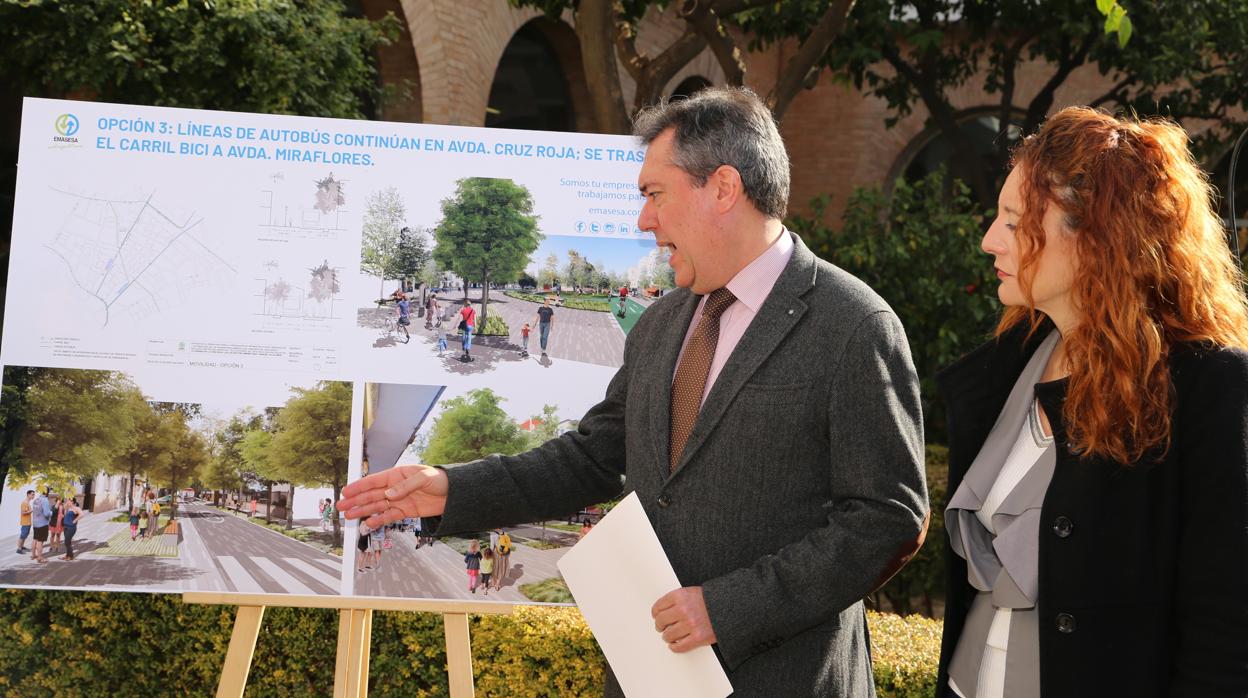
(576, 0), (631, 134)
(378, 276), (385, 303)
(480, 266), (491, 330)
(287, 485), (295, 530)
(170, 469), (178, 521)
(265, 481), (273, 524)
(768, 0), (857, 121)
(127, 468), (137, 512)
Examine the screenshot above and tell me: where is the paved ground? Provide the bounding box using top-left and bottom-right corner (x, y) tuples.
(0, 503), (341, 595)
(352, 526), (571, 602)
(357, 293), (629, 372)
(0, 508), (199, 590)
(187, 503), (342, 594)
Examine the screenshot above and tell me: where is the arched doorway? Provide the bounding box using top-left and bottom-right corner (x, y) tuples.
(670, 76), (712, 101)
(1212, 135), (1248, 254)
(892, 109), (1022, 204)
(487, 22), (577, 132)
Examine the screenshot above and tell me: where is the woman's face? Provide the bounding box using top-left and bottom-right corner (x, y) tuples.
(982, 167), (1080, 327)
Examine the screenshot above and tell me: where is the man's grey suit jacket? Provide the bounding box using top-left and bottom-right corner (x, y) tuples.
(437, 232), (928, 696)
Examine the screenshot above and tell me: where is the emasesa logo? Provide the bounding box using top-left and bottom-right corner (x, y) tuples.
(53, 113), (80, 144)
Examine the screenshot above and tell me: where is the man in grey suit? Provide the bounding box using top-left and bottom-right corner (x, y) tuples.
(339, 87), (928, 696)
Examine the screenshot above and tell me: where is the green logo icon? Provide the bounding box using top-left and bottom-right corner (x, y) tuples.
(54, 114), (80, 137)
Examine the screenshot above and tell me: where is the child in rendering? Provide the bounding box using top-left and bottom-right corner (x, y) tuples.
(129, 508), (140, 540)
(520, 322), (531, 357)
(435, 319), (448, 357)
(464, 540), (482, 593)
(480, 548), (495, 595)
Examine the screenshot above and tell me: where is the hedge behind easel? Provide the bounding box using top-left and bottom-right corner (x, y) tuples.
(0, 590), (938, 696)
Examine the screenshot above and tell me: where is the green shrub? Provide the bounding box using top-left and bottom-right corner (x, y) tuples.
(476, 314), (509, 336)
(788, 170), (999, 442)
(869, 612), (942, 697)
(519, 577), (574, 604)
(0, 592), (940, 695)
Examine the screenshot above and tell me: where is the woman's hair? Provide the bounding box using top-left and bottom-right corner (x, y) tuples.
(1003, 106), (1248, 463)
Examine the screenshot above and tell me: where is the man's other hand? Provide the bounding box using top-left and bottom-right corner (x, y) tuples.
(336, 464), (448, 533)
(651, 586), (717, 653)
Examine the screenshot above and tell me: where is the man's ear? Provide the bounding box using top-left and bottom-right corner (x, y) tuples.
(710, 165), (743, 214)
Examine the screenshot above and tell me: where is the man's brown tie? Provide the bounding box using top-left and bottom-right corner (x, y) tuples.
(670, 287), (737, 472)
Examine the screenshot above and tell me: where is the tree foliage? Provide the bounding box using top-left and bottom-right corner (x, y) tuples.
(265, 381), (353, 546)
(143, 409), (211, 520)
(539, 253), (560, 289)
(523, 404), (578, 449)
(388, 226), (431, 289)
(0, 368), (218, 515)
(360, 187), (407, 298)
(11, 369), (141, 493)
(433, 178), (542, 327)
(111, 399), (180, 511)
(0, 0), (397, 120)
(563, 249), (593, 290)
(788, 169), (998, 441)
(791, 0), (1248, 208)
(421, 389), (532, 466)
(0, 366), (50, 507)
(205, 411), (262, 503)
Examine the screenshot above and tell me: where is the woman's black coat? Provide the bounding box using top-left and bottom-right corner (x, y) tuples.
(934, 322), (1248, 697)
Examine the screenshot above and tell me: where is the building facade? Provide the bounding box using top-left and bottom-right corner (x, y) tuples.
(357, 0), (1235, 226)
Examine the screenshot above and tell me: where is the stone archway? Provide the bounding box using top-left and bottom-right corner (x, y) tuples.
(361, 0), (422, 122)
(486, 19), (592, 133)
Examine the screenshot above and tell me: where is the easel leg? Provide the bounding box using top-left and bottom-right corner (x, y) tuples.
(360, 609), (373, 690)
(216, 605), (265, 698)
(444, 612), (475, 698)
(334, 610), (353, 698)
(335, 608), (372, 698)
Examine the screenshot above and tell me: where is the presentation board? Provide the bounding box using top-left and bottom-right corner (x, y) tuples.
(0, 98), (658, 602)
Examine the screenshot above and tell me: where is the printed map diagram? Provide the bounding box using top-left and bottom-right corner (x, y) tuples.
(258, 171), (348, 240)
(255, 260), (343, 320)
(44, 187), (237, 327)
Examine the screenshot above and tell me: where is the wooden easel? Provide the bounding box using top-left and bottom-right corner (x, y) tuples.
(183, 592), (515, 698)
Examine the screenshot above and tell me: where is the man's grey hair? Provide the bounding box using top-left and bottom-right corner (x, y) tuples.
(633, 86), (790, 220)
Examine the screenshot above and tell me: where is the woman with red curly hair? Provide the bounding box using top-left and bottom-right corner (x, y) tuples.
(937, 106), (1248, 697)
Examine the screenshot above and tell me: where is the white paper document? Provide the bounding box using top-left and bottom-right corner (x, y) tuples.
(557, 492), (733, 698)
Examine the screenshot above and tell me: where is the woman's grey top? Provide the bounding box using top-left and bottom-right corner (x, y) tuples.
(946, 331), (1060, 698)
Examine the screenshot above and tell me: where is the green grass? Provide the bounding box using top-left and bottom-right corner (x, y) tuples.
(503, 290), (612, 313)
(525, 539), (566, 551)
(545, 522), (581, 533)
(520, 577), (574, 603)
(445, 536), (485, 555)
(257, 520), (312, 541)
